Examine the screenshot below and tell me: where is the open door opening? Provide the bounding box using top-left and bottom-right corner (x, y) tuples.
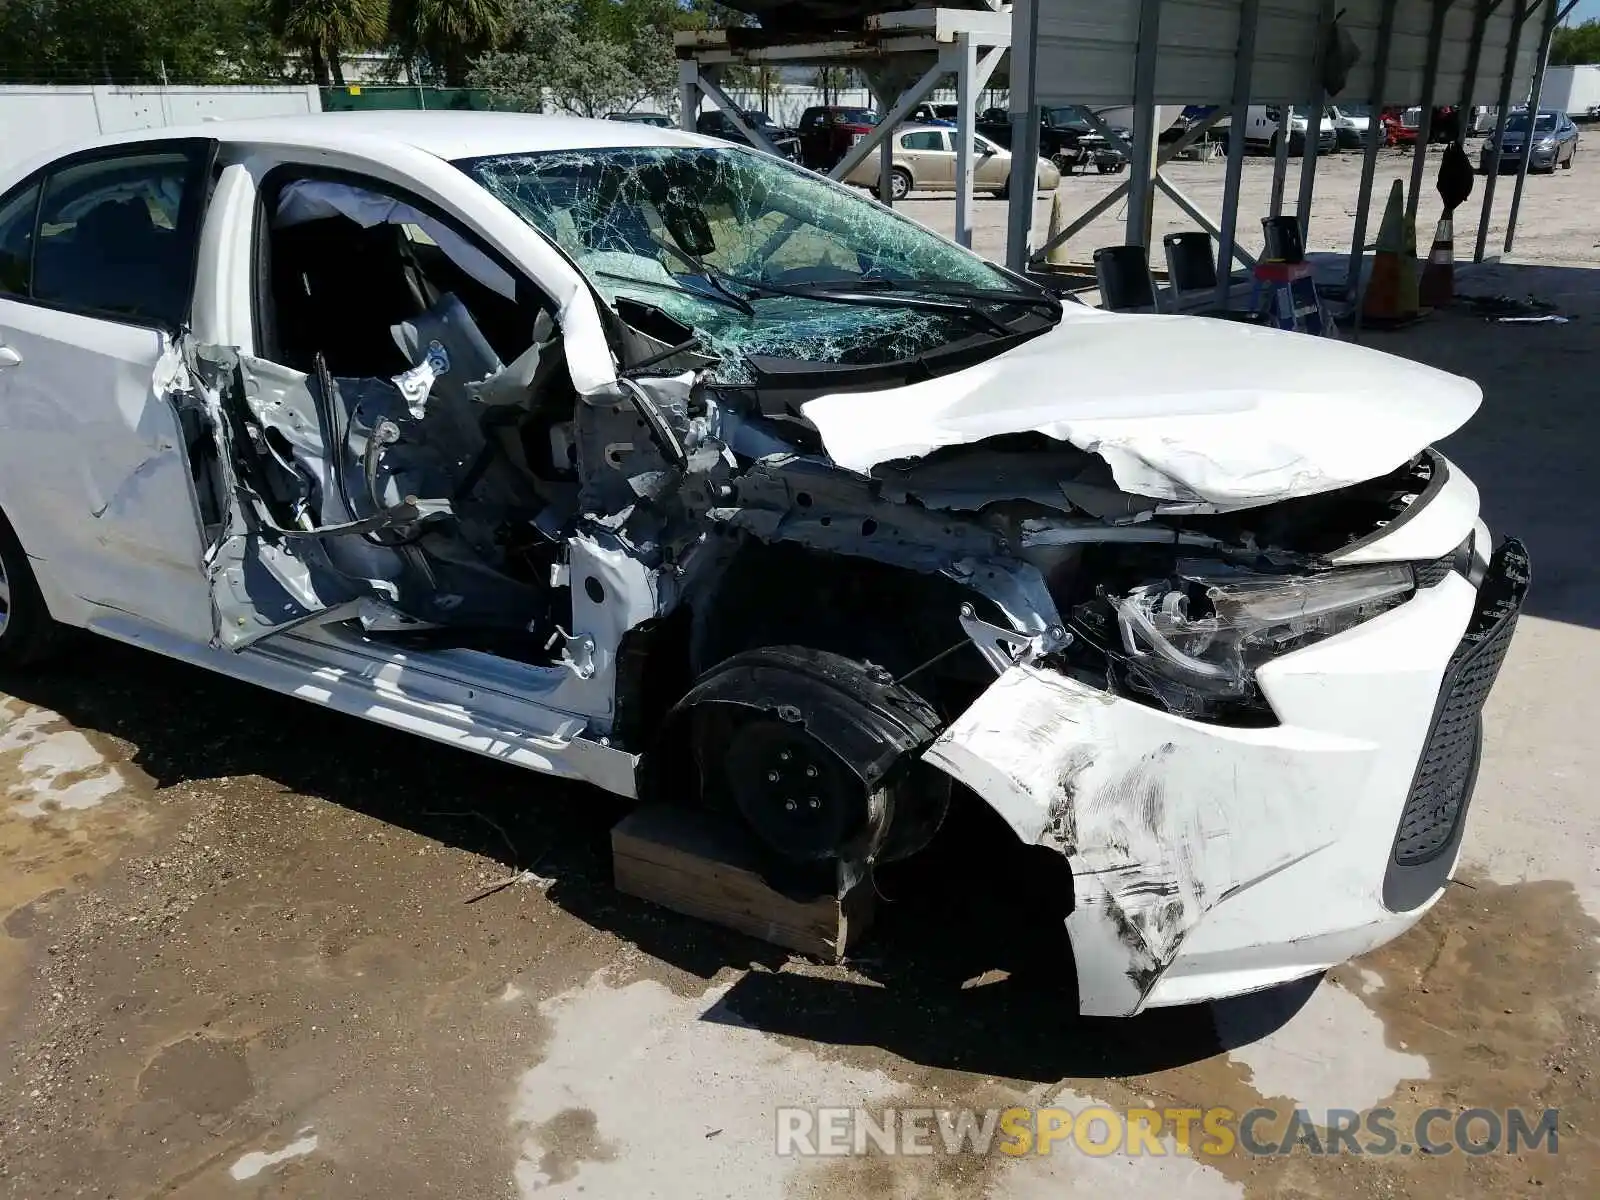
(197, 172), (590, 655)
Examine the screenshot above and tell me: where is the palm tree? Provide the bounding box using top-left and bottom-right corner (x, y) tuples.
(391, 0), (511, 87)
(270, 0), (390, 87)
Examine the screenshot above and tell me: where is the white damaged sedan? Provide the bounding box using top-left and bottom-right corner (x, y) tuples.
(0, 113), (1527, 1015)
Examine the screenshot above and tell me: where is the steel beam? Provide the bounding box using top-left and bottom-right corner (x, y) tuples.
(1475, 0), (1532, 260)
(1027, 109), (1228, 265)
(1157, 174), (1258, 268)
(1006, 0), (1043, 270)
(1216, 0), (1262, 309)
(1126, 0), (1166, 246)
(695, 71), (783, 157)
(827, 57), (947, 184)
(1408, 0), (1453, 224)
(1506, 0), (1577, 255)
(1346, 0), (1401, 306)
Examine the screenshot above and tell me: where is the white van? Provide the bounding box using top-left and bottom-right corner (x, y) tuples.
(1226, 105), (1339, 155)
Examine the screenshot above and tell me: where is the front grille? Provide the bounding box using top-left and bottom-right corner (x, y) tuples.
(1391, 539), (1530, 866)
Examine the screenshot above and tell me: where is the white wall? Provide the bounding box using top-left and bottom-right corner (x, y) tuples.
(0, 86), (322, 172)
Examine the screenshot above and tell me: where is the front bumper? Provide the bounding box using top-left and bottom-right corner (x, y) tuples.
(924, 538), (1528, 1016)
(1482, 145), (1555, 171)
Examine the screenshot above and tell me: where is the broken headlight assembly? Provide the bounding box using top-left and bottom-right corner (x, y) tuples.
(1106, 562), (1415, 721)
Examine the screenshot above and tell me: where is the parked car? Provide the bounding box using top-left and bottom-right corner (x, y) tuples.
(0, 112), (1526, 1018)
(1229, 105), (1338, 155)
(1479, 108), (1579, 173)
(1380, 107), (1415, 146)
(1399, 105), (1461, 143)
(1329, 103), (1372, 148)
(842, 124), (1062, 199)
(607, 112), (673, 128)
(903, 103), (956, 128)
(976, 104), (1128, 174)
(695, 109), (802, 160)
(796, 105), (880, 170)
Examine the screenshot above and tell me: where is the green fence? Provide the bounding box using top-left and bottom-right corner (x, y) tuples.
(319, 86), (522, 113)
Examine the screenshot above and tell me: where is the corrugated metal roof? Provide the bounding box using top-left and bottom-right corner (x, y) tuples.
(1029, 0), (1553, 106)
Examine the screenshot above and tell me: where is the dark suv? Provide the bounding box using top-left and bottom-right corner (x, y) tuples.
(797, 106), (880, 170)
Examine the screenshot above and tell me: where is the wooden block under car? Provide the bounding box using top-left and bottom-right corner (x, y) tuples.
(611, 804), (874, 961)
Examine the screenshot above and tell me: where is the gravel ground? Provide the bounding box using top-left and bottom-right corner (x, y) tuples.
(1, 171), (1597, 1199)
(896, 136), (1600, 272)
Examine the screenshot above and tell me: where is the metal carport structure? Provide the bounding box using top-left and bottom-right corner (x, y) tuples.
(1005, 0), (1574, 308)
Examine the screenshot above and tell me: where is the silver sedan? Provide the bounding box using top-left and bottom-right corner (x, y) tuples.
(844, 125), (1062, 200)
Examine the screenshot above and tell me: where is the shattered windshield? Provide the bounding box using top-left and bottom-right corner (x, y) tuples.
(459, 146), (1046, 384)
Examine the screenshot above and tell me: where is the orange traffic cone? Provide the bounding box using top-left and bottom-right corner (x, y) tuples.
(1362, 180), (1421, 326)
(1418, 213), (1455, 308)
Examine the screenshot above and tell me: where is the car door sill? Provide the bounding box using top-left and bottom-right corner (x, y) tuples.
(86, 612), (640, 798)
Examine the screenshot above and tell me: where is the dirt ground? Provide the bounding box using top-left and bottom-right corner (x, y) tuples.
(2, 155), (1598, 1198)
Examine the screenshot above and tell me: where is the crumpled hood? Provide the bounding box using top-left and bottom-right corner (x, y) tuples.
(800, 306), (1481, 508)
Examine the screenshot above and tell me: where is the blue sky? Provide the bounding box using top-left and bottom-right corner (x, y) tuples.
(1569, 0), (1599, 26)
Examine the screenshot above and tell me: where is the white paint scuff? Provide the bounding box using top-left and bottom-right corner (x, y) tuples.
(229, 1131), (318, 1180)
(0, 702), (127, 818)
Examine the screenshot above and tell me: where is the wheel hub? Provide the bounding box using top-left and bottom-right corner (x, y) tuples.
(722, 719), (863, 862)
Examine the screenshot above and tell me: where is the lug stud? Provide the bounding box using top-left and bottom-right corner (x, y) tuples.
(767, 771), (779, 783)
(805, 765), (818, 778)
(784, 799), (798, 811)
(808, 797), (821, 810)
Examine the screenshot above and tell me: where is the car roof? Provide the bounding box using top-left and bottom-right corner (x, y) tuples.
(22, 110), (717, 170)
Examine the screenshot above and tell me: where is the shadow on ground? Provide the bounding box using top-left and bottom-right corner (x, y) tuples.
(1373, 259), (1600, 631)
(0, 634), (1318, 1085)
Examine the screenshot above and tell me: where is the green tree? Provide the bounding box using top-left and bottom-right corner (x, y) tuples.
(0, 0), (286, 85)
(269, 0), (390, 86)
(470, 0), (676, 117)
(1551, 18), (1600, 67)
(391, 0), (511, 86)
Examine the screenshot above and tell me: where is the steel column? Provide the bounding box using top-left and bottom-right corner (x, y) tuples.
(1506, 0), (1576, 255)
(1408, 0), (1453, 223)
(1270, 105), (1292, 216)
(1346, 0), (1401, 305)
(1126, 0), (1165, 247)
(1295, 0), (1336, 242)
(1456, 0), (1496, 121)
(1006, 0), (1043, 270)
(1216, 0), (1262, 309)
(677, 61), (698, 132)
(1475, 0), (1533, 260)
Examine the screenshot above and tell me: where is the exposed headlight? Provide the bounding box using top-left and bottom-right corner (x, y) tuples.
(1536, 136), (1556, 150)
(1112, 563), (1414, 709)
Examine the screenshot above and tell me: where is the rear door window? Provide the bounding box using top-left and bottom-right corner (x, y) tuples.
(30, 143), (213, 327)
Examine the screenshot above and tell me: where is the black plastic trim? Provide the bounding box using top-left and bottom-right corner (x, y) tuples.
(1383, 537), (1530, 912)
